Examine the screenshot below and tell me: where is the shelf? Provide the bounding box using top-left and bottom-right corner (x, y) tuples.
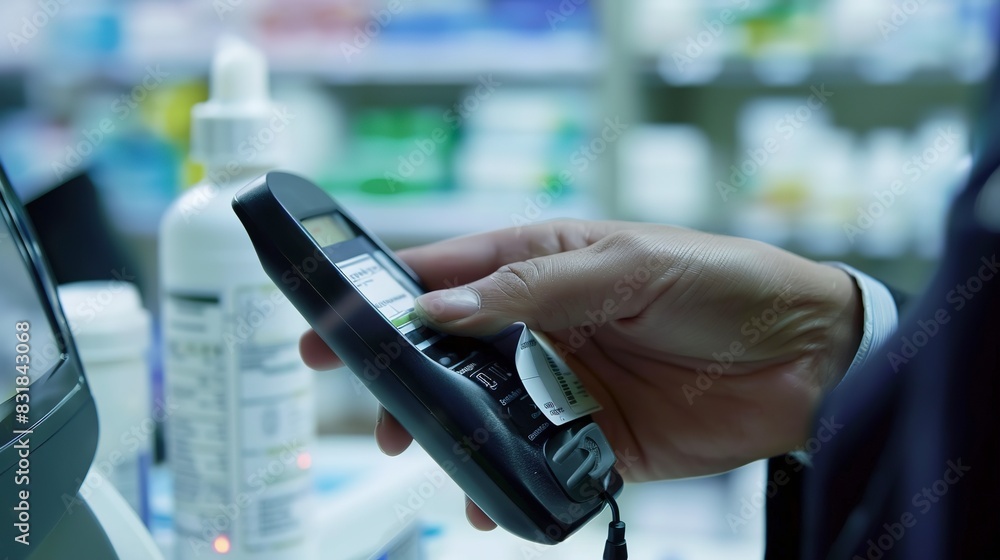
(333, 190), (606, 246)
(269, 33), (603, 84)
(643, 56), (993, 88)
(0, 33), (602, 86)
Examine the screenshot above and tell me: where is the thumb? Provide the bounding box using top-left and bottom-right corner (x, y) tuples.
(413, 234), (668, 336)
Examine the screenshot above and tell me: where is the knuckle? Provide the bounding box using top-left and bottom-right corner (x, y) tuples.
(489, 260), (568, 324)
(597, 230), (646, 252)
(490, 261), (541, 301)
(590, 230), (651, 263)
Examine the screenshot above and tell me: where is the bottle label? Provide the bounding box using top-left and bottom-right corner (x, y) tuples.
(165, 283), (313, 557)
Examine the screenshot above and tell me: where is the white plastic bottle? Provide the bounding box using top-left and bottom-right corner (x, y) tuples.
(160, 37), (314, 560)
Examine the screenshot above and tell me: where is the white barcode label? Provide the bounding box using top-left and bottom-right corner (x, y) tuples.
(514, 328), (601, 426)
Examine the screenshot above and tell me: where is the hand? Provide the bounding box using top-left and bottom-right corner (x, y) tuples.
(300, 219), (863, 529)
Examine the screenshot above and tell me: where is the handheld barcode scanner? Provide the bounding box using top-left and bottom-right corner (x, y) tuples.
(233, 172), (623, 545)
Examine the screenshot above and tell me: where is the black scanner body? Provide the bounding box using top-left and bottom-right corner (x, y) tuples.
(232, 172), (622, 544)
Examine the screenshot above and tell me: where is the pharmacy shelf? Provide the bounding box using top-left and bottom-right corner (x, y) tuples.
(334, 190), (606, 246)
(269, 34), (603, 84)
(0, 34), (602, 86)
(642, 57), (993, 87)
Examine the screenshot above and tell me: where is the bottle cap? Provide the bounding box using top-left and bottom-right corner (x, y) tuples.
(191, 36), (278, 168)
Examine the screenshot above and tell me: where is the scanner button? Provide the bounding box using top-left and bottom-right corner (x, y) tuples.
(507, 396), (541, 430)
(474, 371), (498, 390)
(436, 353), (459, 367)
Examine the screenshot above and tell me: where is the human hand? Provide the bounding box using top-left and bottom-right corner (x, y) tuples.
(300, 220), (862, 528)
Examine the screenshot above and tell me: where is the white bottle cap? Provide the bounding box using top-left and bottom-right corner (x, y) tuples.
(191, 36), (277, 168)
(58, 281), (151, 364)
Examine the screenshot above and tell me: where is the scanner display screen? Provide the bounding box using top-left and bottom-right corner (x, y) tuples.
(335, 252), (441, 350)
(301, 214), (353, 247)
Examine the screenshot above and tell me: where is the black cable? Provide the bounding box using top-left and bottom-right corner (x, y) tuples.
(601, 489), (627, 560)
(604, 488), (621, 523)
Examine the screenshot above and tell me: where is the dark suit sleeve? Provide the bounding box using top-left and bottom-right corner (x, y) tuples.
(763, 280), (909, 559)
(764, 455), (806, 560)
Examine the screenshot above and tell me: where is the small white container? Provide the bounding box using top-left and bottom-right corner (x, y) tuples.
(59, 280), (152, 526)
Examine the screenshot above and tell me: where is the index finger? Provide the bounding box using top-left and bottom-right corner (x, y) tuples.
(397, 219), (638, 290)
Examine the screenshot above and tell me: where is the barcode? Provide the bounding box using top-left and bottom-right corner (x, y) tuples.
(544, 354), (578, 407)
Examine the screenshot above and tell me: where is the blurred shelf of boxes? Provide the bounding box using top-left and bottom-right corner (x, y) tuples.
(0, 0), (995, 293)
(608, 0), (994, 291)
(0, 36), (602, 86)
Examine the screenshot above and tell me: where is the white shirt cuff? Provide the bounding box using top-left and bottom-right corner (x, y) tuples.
(823, 262), (899, 381)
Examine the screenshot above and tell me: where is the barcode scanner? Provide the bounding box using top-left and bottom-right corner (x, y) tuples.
(232, 172), (624, 545)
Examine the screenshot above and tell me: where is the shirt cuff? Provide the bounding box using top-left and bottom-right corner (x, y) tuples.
(823, 262), (899, 381)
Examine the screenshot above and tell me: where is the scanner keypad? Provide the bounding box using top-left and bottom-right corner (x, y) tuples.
(445, 350), (551, 443)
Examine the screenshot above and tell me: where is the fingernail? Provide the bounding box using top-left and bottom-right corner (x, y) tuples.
(415, 287), (481, 323)
(376, 407), (384, 426)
